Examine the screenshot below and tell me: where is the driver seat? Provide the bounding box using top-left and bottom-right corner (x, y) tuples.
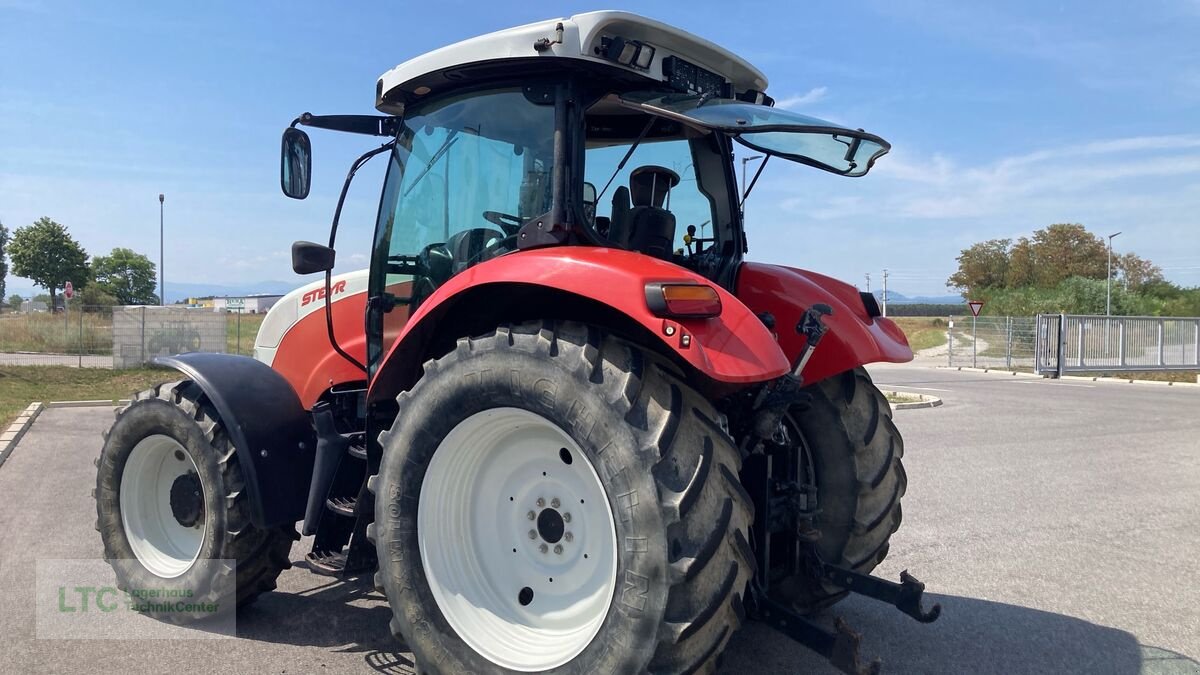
(624, 165), (679, 260)
(446, 227), (504, 274)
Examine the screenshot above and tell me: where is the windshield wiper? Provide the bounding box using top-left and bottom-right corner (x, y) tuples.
(595, 117), (656, 204)
(403, 131), (460, 197)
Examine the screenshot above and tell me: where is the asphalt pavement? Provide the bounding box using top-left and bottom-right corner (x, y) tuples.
(1, 364), (1198, 674)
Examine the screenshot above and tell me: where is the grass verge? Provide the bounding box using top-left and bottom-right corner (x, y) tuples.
(1071, 370), (1199, 384)
(891, 317), (949, 352)
(0, 366), (172, 430)
(885, 392), (924, 404)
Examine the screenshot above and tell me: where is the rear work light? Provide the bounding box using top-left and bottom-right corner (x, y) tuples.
(645, 283), (723, 318)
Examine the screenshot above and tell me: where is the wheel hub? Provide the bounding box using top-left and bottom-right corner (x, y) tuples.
(535, 505), (565, 544)
(169, 472), (204, 528)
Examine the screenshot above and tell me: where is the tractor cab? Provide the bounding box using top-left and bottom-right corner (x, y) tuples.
(281, 11), (890, 372)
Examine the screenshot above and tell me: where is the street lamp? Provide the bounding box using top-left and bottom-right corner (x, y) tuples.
(159, 193), (165, 306)
(740, 155), (764, 197)
(1106, 231), (1121, 316)
(1104, 230), (1123, 314)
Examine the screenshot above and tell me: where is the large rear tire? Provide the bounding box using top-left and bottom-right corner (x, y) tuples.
(94, 380), (298, 622)
(368, 321), (755, 674)
(775, 367), (906, 612)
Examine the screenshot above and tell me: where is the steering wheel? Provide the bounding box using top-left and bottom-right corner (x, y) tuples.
(465, 233), (520, 267)
(482, 210), (524, 234)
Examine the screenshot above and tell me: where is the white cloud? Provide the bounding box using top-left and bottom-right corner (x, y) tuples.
(748, 133), (1200, 292)
(775, 87), (828, 109)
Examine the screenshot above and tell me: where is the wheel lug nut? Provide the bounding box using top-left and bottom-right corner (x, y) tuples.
(539, 543), (548, 554)
(526, 510), (536, 520)
(554, 544), (563, 555)
(564, 532), (573, 542)
(528, 530), (537, 539)
(536, 497), (545, 507)
(563, 513), (571, 523)
(550, 497), (560, 508)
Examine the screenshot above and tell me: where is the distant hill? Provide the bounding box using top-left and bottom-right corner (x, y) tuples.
(872, 291), (963, 305)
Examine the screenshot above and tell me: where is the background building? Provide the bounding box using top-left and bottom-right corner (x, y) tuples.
(212, 294), (283, 314)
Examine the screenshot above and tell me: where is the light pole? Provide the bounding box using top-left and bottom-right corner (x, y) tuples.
(159, 193), (165, 306)
(740, 155), (764, 197)
(1106, 231), (1121, 316)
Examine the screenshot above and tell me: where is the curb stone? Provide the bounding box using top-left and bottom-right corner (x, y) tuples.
(0, 402), (44, 470)
(882, 391), (943, 410)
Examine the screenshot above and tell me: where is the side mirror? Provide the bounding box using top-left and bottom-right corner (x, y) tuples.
(582, 181), (597, 227)
(281, 128), (312, 200)
(292, 241), (335, 274)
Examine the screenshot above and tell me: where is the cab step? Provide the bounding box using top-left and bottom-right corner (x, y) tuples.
(326, 495), (358, 517)
(305, 549), (349, 576)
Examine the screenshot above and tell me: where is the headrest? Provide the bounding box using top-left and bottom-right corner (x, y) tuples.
(629, 165), (680, 208)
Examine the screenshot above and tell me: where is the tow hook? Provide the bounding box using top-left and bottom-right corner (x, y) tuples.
(820, 564), (943, 624)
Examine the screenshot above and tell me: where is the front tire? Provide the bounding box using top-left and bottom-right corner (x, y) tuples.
(369, 322), (755, 674)
(94, 380), (298, 622)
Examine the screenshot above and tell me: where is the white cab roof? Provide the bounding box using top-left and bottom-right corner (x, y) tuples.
(377, 11), (768, 107)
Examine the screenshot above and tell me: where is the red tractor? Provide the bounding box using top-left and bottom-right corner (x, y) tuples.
(94, 11), (937, 674)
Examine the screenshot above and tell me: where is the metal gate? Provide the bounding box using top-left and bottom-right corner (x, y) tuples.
(1035, 314), (1200, 377)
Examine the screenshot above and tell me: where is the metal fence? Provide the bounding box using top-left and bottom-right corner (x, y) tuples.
(945, 315), (1038, 370)
(1034, 314), (1200, 376)
(0, 306), (264, 368)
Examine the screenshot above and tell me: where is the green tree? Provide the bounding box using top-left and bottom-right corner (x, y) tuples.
(1006, 237), (1037, 287)
(77, 284), (119, 308)
(1029, 223), (1107, 287)
(0, 221), (9, 301)
(8, 217), (89, 310)
(1114, 252), (1163, 292)
(7, 293), (22, 311)
(92, 247), (159, 305)
(946, 238), (1011, 296)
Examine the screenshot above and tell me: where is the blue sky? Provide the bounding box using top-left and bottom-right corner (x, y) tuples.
(2, 0), (1199, 297)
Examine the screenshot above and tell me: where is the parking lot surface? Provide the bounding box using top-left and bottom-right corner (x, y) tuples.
(1, 364), (1197, 674)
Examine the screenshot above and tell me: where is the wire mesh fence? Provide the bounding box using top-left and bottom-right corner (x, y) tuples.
(0, 307), (264, 368)
(945, 316), (1039, 370)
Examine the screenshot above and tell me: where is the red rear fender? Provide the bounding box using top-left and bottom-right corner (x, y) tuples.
(736, 263), (912, 385)
(367, 248), (789, 403)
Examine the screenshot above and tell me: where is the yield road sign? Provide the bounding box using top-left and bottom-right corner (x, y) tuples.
(968, 300), (984, 317)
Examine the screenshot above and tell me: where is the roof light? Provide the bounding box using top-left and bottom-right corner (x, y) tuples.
(645, 283), (722, 318)
(634, 44), (655, 69)
(601, 36), (654, 71)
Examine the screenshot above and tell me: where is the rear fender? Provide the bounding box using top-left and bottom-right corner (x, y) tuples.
(154, 353), (315, 528)
(367, 248), (789, 403)
(735, 263), (913, 385)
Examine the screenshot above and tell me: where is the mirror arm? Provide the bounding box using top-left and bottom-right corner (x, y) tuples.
(295, 112), (400, 137)
(322, 140), (395, 375)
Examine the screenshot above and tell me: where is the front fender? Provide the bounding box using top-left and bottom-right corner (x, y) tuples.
(368, 248), (789, 403)
(154, 353), (315, 528)
(736, 263), (913, 385)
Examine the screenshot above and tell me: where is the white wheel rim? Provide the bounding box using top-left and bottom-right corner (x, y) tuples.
(418, 407), (618, 672)
(120, 434), (206, 578)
